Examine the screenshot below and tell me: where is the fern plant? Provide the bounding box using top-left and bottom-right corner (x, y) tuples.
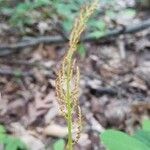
(0, 124), (27, 150)
(55, 0), (98, 149)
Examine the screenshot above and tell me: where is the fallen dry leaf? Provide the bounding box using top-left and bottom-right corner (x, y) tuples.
(44, 91), (59, 124)
(105, 101), (129, 127)
(43, 124), (68, 138)
(77, 133), (91, 148)
(129, 76), (147, 91)
(27, 90), (54, 125)
(0, 93), (8, 115)
(86, 113), (105, 133)
(135, 61), (150, 86)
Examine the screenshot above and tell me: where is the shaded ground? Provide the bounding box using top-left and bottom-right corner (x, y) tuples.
(0, 1), (150, 150)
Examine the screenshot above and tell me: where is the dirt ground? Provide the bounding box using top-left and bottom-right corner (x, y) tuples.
(0, 1), (150, 150)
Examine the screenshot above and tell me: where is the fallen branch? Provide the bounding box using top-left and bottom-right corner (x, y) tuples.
(0, 68), (54, 78)
(89, 86), (118, 96)
(0, 19), (150, 56)
(0, 69), (33, 77)
(0, 59), (54, 69)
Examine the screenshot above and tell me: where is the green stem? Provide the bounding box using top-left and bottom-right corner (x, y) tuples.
(66, 62), (73, 150)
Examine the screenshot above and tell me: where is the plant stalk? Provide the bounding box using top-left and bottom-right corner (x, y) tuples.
(66, 61), (73, 150)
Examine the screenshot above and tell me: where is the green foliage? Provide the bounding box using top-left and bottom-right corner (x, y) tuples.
(133, 130), (150, 147)
(0, 0), (137, 56)
(0, 125), (6, 133)
(100, 120), (150, 150)
(5, 136), (27, 150)
(106, 8), (136, 20)
(53, 0), (85, 32)
(77, 43), (86, 58)
(133, 119), (150, 148)
(88, 20), (106, 38)
(9, 0), (52, 30)
(13, 70), (22, 78)
(0, 0), (137, 39)
(0, 124), (27, 150)
(142, 119), (150, 131)
(53, 139), (65, 150)
(100, 129), (150, 150)
(119, 8), (136, 18)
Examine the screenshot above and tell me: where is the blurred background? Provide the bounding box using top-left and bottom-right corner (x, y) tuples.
(0, 0), (150, 149)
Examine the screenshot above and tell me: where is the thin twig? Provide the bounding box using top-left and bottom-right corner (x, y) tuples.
(0, 59), (54, 69)
(0, 69), (33, 77)
(0, 19), (150, 56)
(0, 68), (55, 78)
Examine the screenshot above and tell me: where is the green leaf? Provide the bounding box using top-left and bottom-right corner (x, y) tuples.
(5, 136), (27, 150)
(88, 20), (106, 30)
(62, 20), (73, 32)
(15, 2), (32, 14)
(0, 134), (27, 150)
(77, 43), (86, 58)
(106, 10), (116, 19)
(55, 3), (72, 17)
(53, 139), (65, 150)
(0, 134), (6, 143)
(88, 31), (105, 39)
(134, 130), (150, 148)
(101, 0), (115, 5)
(120, 9), (136, 18)
(100, 129), (150, 150)
(142, 120), (150, 131)
(0, 125), (6, 144)
(0, 7), (13, 15)
(13, 70), (22, 78)
(0, 125), (6, 134)
(33, 0), (51, 7)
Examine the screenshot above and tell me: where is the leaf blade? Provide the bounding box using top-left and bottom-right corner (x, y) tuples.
(100, 129), (150, 150)
(53, 139), (65, 150)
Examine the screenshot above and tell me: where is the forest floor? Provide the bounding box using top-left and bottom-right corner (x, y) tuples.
(0, 1), (150, 150)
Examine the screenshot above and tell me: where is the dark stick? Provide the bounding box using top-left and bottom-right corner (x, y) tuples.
(0, 19), (150, 55)
(0, 69), (33, 77)
(0, 68), (54, 78)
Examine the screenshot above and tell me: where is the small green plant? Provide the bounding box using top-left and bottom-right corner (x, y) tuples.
(53, 139), (65, 150)
(100, 120), (150, 150)
(0, 124), (27, 150)
(10, 0), (51, 30)
(55, 1), (98, 149)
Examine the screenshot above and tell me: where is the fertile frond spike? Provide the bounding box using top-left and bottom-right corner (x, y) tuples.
(67, 0), (98, 60)
(55, 0), (98, 149)
(73, 106), (82, 144)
